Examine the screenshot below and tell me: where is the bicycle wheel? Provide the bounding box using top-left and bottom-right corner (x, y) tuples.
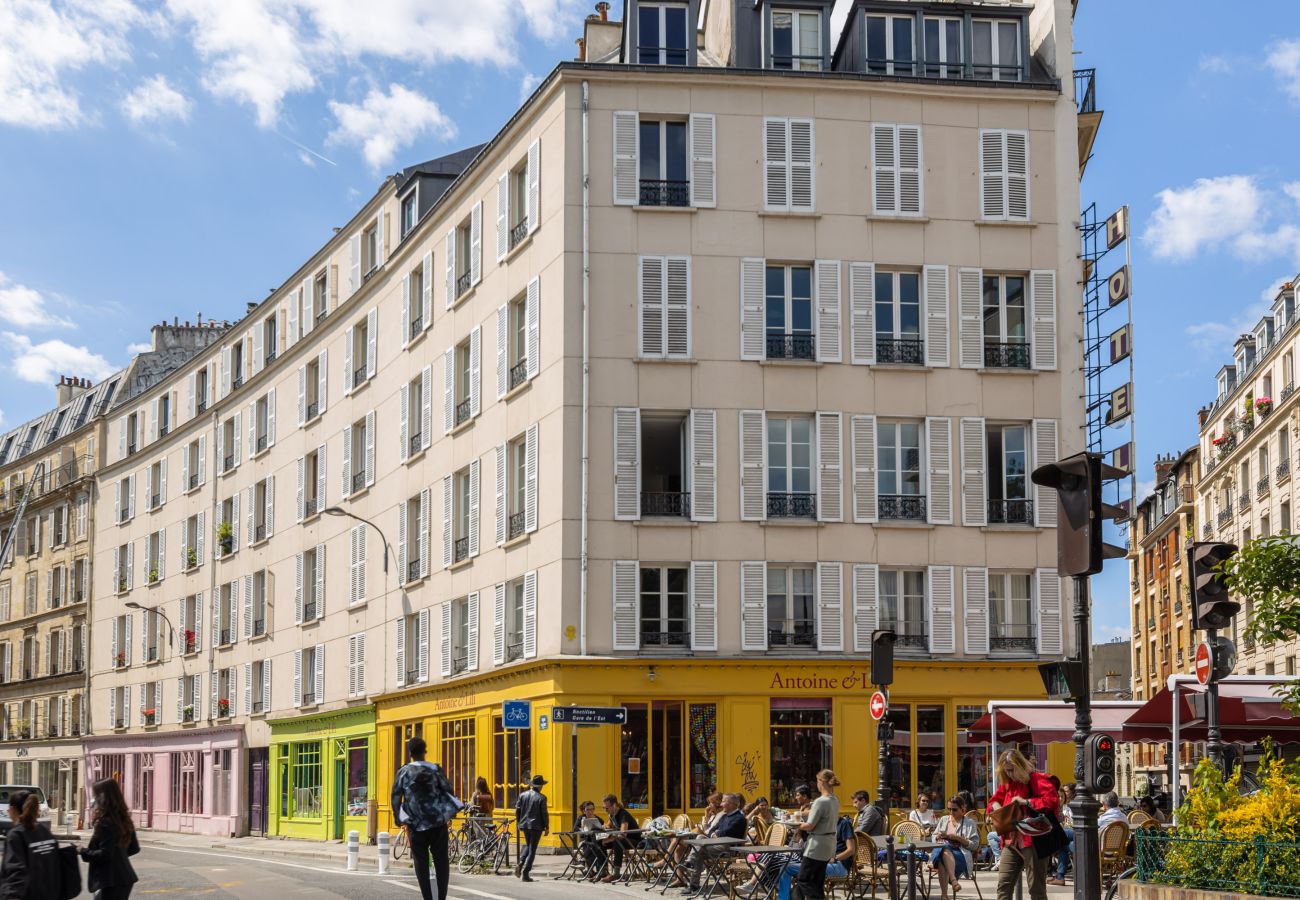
(449, 830), (465, 863)
(493, 835), (510, 875)
(457, 840), (485, 874)
(392, 830), (408, 861)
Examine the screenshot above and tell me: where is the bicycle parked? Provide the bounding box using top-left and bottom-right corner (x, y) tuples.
(454, 816), (514, 875)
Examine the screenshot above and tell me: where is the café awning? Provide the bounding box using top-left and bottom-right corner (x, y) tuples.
(1121, 678), (1300, 744)
(965, 702), (1144, 744)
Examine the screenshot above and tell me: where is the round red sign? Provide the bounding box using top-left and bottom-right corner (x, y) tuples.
(1195, 642), (1213, 685)
(870, 691), (888, 720)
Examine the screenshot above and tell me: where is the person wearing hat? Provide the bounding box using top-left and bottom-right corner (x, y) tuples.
(514, 775), (550, 881)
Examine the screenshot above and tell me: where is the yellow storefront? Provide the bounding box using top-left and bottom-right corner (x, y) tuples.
(375, 658), (1068, 839)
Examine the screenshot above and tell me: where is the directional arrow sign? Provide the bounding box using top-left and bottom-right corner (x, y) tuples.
(869, 691), (888, 721)
(551, 706), (628, 725)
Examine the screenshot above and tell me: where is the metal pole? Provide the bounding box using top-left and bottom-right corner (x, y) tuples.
(886, 836), (897, 900)
(1071, 576), (1101, 900)
(1204, 627), (1225, 774)
(571, 722), (579, 835)
(876, 716), (891, 825)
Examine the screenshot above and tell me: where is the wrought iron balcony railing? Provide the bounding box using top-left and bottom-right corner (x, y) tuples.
(878, 494), (926, 521)
(409, 433), (422, 456)
(456, 271), (471, 298)
(265, 349), (277, 365)
(988, 498), (1034, 525)
(306, 401), (320, 420)
(222, 454), (235, 473)
(768, 626), (816, 648)
(508, 511), (526, 541)
(983, 341), (1031, 369)
(303, 496), (320, 517)
(509, 359), (528, 391)
(189, 473), (200, 490)
(1278, 460), (1291, 483)
(231, 374), (243, 390)
(642, 492), (690, 518)
(195, 398), (208, 414)
(455, 398), (472, 427)
(1258, 477), (1270, 499)
(352, 471), (366, 493)
(642, 630), (690, 648)
(255, 524), (267, 542)
(1238, 495), (1251, 512)
(876, 337), (924, 365)
(1218, 508), (1233, 527)
(509, 219), (529, 249)
(409, 317), (423, 341)
(256, 435), (268, 453)
(639, 179), (690, 207)
(407, 559), (422, 583)
(1202, 522), (1213, 539)
(766, 333), (815, 361)
(990, 635), (1037, 654)
(353, 366), (367, 388)
(454, 537), (469, 563)
(302, 601), (318, 622)
(252, 618), (265, 638)
(406, 669), (421, 685)
(767, 492), (816, 519)
(885, 629), (929, 651)
(1074, 68), (1097, 115)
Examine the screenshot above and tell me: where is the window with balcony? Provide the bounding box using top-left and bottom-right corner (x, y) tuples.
(111, 686), (127, 729)
(217, 584), (234, 647)
(71, 558), (86, 604)
(301, 446), (324, 519)
(301, 546), (323, 622)
(405, 261), (426, 341)
(217, 495), (237, 557)
(230, 339), (245, 390)
(505, 578), (527, 661)
(362, 220), (379, 276)
(639, 118), (688, 207)
(50, 505), (67, 547)
(972, 19), (1021, 81)
(456, 338), (473, 427)
(113, 543), (131, 594)
(401, 370), (430, 461)
(157, 394), (171, 437)
(875, 271), (922, 364)
(181, 674), (199, 721)
(983, 274), (1029, 368)
(765, 264), (813, 360)
(923, 16), (963, 78)
(195, 366), (210, 414)
(220, 415), (240, 473)
(251, 569), (268, 637)
(251, 659), (269, 714)
(301, 353), (325, 423)
(880, 569), (927, 651)
(350, 317), (370, 390)
(184, 438), (205, 491)
(637, 2), (688, 65)
(989, 572), (1035, 654)
(145, 531), (163, 584)
(640, 414), (689, 518)
(125, 412), (139, 456)
(453, 216), (473, 300)
(640, 565), (688, 648)
(402, 493), (427, 583)
(766, 565), (815, 648)
(181, 513), (203, 570)
(253, 391), (275, 455)
(767, 415), (814, 518)
(450, 596), (471, 674)
(181, 595), (200, 654)
(877, 421), (925, 521)
(111, 615), (129, 669)
(400, 190), (418, 240)
(21, 517), (39, 557)
(398, 611), (428, 685)
(313, 268), (329, 323)
(987, 424), (1031, 524)
(116, 475), (134, 524)
(216, 667), (234, 717)
(147, 460), (164, 510)
(508, 158), (530, 249)
(866, 14), (914, 75)
(48, 629), (64, 675)
(771, 8), (821, 70)
(345, 414), (372, 496)
(453, 466), (474, 563)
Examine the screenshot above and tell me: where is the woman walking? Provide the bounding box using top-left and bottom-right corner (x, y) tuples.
(987, 750), (1059, 900)
(0, 789), (60, 899)
(795, 769), (842, 900)
(80, 778), (140, 900)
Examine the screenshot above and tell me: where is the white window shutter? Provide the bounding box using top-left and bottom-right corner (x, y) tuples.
(690, 561), (717, 651)
(1037, 569), (1063, 655)
(816, 411), (842, 521)
(470, 201), (482, 287)
(297, 366), (306, 426)
(467, 458), (480, 558)
(419, 487), (430, 578)
(128, 474), (136, 520)
(443, 348), (454, 434)
(665, 257), (689, 358)
(493, 583), (506, 665)
(639, 256), (665, 357)
(296, 458), (305, 523)
(964, 568), (990, 655)
(469, 324), (481, 418)
(341, 426), (352, 498)
(466, 592), (480, 671)
(789, 118), (814, 211)
(399, 383), (410, 464)
(317, 350), (328, 414)
(221, 346), (232, 397)
(852, 564), (879, 652)
(923, 265), (950, 367)
(396, 617), (407, 687)
(763, 117), (789, 210)
(343, 326), (353, 397)
(288, 288), (299, 347)
(1033, 419), (1059, 527)
(417, 608), (430, 682)
(440, 603), (453, 677)
(1006, 130), (1029, 220)
(349, 232), (361, 294)
(612, 111), (639, 205)
(302, 277), (314, 334)
(314, 644), (324, 702)
(526, 275), (540, 379)
(441, 475), (452, 568)
(613, 408), (641, 521)
(496, 305), (508, 398)
(740, 258), (766, 360)
(316, 443), (326, 511)
(688, 113), (715, 208)
(366, 308), (378, 379)
(401, 274), (411, 349)
(690, 410), (716, 522)
(444, 229), (456, 308)
(525, 422), (538, 534)
(527, 138), (541, 232)
(958, 268), (984, 368)
(740, 561), (768, 651)
(814, 259), (841, 363)
(960, 417), (988, 526)
(398, 500), (408, 584)
(267, 389), (276, 447)
(816, 562), (843, 651)
(612, 560), (639, 650)
(377, 211), (387, 264)
(739, 409), (766, 521)
(186, 374), (195, 420)
(871, 124), (897, 214)
(979, 129), (1006, 219)
(928, 565), (955, 654)
(421, 252), (433, 329)
(420, 366), (432, 450)
(496, 173), (509, 262)
(898, 125), (922, 215)
(851, 415), (878, 523)
(262, 659), (272, 712)
(926, 417), (953, 525)
(196, 509), (205, 562)
(522, 570), (537, 658)
(197, 435), (206, 485)
(1030, 270), (1057, 370)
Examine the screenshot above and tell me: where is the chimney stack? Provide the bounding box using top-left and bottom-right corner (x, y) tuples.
(55, 374), (92, 407)
(596, 1), (609, 20)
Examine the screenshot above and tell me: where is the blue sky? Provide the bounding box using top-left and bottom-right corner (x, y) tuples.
(0, 0), (1295, 643)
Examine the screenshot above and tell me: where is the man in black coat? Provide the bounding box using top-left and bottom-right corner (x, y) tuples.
(514, 775), (550, 882)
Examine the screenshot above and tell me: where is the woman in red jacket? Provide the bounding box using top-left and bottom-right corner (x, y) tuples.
(987, 749), (1058, 900)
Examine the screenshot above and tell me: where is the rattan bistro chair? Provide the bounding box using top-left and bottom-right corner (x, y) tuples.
(892, 821), (925, 845)
(1099, 821), (1132, 886)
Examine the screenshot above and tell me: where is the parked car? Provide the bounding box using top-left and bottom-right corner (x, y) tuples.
(0, 785), (52, 838)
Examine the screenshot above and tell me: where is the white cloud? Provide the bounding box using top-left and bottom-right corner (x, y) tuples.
(1199, 54), (1230, 74)
(1266, 39), (1300, 102)
(519, 71), (540, 104)
(327, 84), (455, 171)
(1184, 277), (1283, 353)
(120, 74), (192, 123)
(125, 341), (151, 354)
(1142, 175), (1265, 261)
(0, 0), (144, 129)
(3, 333), (114, 384)
(0, 272), (73, 329)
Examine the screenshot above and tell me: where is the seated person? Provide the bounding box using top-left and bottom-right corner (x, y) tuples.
(851, 790), (885, 837)
(598, 794), (639, 882)
(1136, 796), (1166, 824)
(745, 797), (775, 827)
(679, 792), (748, 892)
(930, 795), (979, 900)
(573, 800), (605, 877)
(785, 785), (813, 846)
(909, 795), (938, 835)
(1098, 792), (1127, 829)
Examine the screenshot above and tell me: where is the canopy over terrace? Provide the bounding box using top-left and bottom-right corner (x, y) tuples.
(1120, 676), (1300, 745)
(966, 702), (1145, 745)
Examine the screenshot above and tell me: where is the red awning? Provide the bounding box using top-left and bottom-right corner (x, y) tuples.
(965, 704), (1143, 744)
(1121, 680), (1300, 744)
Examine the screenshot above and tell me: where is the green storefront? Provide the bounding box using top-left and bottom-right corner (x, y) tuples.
(268, 705), (376, 841)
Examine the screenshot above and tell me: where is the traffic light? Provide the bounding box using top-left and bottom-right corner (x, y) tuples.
(1083, 733), (1117, 794)
(1189, 542), (1239, 631)
(871, 630), (896, 686)
(1030, 451), (1127, 576)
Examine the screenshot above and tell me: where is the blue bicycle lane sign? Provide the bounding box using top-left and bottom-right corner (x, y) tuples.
(503, 699), (532, 729)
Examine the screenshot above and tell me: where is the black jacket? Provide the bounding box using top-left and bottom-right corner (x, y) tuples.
(0, 822), (61, 900)
(709, 809), (748, 840)
(515, 788), (549, 831)
(79, 819), (139, 893)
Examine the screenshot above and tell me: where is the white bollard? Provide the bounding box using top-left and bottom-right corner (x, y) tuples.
(347, 830), (360, 871)
(65, 813), (75, 837)
(377, 829), (391, 876)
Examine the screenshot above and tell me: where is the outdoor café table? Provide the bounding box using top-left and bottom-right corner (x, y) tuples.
(553, 831), (592, 881)
(736, 845), (803, 900)
(644, 831), (698, 893)
(869, 836), (944, 900)
(682, 836), (748, 899)
(574, 827), (649, 883)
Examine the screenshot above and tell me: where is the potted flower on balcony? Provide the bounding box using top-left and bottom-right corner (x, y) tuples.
(148, 568), (159, 584)
(117, 576), (128, 593)
(182, 704), (194, 722)
(183, 629), (197, 654)
(143, 707), (156, 726)
(186, 547), (198, 569)
(1256, 395), (1274, 416)
(217, 697), (231, 718)
(216, 520), (234, 556)
(114, 651), (126, 668)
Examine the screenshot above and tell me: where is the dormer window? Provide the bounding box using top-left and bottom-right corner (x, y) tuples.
(771, 9), (821, 71)
(923, 16), (963, 78)
(867, 14), (914, 76)
(638, 2), (689, 65)
(363, 220), (379, 275)
(972, 19), (1021, 81)
(400, 190), (418, 240)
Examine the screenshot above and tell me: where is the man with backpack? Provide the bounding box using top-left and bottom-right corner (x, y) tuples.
(391, 738), (459, 900)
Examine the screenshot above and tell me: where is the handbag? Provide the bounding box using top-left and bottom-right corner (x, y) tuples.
(1030, 810), (1069, 860)
(988, 802), (1022, 835)
(57, 842), (83, 900)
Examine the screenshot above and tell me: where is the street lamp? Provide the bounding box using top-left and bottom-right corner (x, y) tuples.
(124, 601), (175, 647)
(323, 506), (392, 575)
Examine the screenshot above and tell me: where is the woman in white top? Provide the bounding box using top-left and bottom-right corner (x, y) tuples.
(909, 795), (938, 833)
(930, 795), (980, 900)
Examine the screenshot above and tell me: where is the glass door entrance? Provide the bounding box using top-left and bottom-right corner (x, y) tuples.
(621, 701), (717, 817)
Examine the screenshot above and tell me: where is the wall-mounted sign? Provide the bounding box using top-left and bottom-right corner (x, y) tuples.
(1107, 384), (1132, 424)
(1109, 324), (1131, 363)
(1108, 266), (1130, 305)
(1106, 206), (1129, 249)
(1111, 442), (1135, 474)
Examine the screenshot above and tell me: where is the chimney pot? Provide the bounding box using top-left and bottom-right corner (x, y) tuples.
(596, 1), (609, 20)
(577, 37), (586, 60)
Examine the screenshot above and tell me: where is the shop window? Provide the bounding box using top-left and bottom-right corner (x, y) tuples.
(441, 718), (476, 804)
(291, 742), (323, 818)
(884, 703), (911, 808)
(916, 706), (946, 807)
(492, 715), (533, 808)
(344, 738), (369, 817)
(131, 754), (153, 811)
(170, 750), (204, 815)
(213, 749), (232, 817)
(687, 704), (717, 809)
(956, 706), (990, 809)
(769, 699), (832, 809)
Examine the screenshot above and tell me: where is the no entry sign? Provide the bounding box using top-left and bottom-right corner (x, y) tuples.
(1195, 642), (1213, 685)
(870, 691), (888, 720)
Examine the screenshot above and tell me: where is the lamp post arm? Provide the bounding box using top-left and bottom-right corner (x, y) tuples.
(326, 508), (393, 576)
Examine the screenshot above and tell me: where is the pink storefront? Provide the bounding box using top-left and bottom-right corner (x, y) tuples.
(83, 725), (247, 837)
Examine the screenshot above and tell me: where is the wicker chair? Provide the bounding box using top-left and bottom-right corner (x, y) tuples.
(768, 822), (790, 846)
(672, 813), (692, 831)
(1127, 811), (1154, 828)
(1099, 821), (1132, 886)
(825, 834), (865, 900)
(892, 820), (925, 845)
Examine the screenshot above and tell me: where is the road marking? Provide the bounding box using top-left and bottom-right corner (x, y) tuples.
(454, 885), (529, 900)
(146, 844), (418, 879)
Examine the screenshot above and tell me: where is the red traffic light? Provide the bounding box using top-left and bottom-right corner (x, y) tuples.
(1098, 737), (1113, 751)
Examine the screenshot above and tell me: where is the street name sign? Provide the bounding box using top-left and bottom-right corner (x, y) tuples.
(552, 706), (627, 725)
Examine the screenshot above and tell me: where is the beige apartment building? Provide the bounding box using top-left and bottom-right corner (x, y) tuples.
(1197, 279), (1300, 677)
(87, 0), (1091, 838)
